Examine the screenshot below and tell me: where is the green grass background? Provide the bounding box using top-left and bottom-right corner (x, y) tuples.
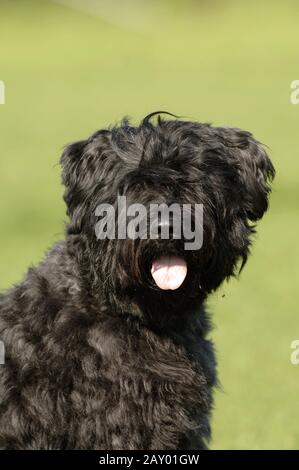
(0, 0), (298, 449)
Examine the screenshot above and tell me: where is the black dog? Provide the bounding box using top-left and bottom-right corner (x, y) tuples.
(0, 112), (274, 449)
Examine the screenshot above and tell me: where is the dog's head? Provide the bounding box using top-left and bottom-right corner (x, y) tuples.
(61, 112), (274, 310)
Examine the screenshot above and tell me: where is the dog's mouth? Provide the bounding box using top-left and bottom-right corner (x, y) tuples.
(150, 256), (187, 290)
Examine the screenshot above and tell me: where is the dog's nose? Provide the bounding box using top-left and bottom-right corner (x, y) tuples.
(157, 219), (174, 238)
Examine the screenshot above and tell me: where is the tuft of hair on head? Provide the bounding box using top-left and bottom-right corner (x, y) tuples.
(141, 111), (181, 127)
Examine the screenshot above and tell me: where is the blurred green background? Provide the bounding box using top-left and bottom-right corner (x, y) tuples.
(0, 0), (298, 449)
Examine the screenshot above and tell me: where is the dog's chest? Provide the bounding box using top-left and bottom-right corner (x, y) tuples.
(66, 321), (208, 449)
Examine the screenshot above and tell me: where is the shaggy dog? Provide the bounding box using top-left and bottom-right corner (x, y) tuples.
(0, 112), (274, 450)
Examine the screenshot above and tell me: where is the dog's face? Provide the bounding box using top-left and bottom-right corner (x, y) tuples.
(61, 113), (274, 306)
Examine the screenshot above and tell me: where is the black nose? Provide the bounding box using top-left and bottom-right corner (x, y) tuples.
(157, 219), (174, 238)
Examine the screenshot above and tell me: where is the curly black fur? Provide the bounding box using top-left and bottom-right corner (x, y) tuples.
(0, 113), (274, 449)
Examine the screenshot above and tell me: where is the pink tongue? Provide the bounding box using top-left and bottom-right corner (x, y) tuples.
(151, 256), (187, 290)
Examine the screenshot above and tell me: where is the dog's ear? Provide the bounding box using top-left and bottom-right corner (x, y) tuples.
(61, 139), (86, 209)
(60, 131), (113, 232)
(199, 127), (275, 291)
(60, 139), (90, 230)
(218, 127), (275, 221)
